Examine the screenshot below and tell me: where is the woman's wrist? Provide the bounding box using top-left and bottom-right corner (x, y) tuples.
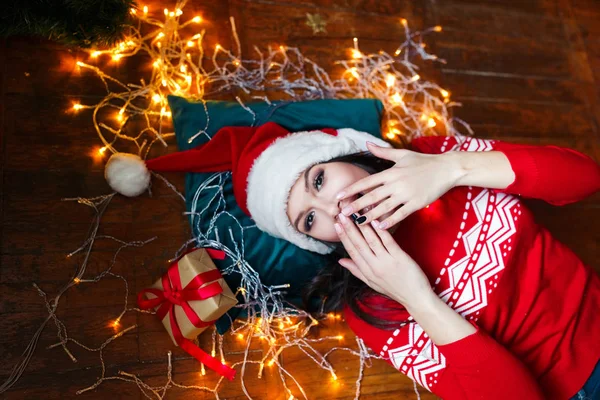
(404, 291), (477, 346)
(446, 151), (515, 190)
(403, 289), (441, 316)
(441, 151), (469, 190)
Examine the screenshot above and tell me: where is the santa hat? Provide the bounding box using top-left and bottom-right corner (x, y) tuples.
(105, 122), (391, 254)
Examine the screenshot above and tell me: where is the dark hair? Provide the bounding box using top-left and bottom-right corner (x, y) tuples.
(301, 152), (408, 330)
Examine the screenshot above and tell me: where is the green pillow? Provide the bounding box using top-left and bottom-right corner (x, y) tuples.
(168, 96), (385, 333)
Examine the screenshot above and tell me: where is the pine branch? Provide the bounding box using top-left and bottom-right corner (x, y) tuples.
(0, 0), (137, 48)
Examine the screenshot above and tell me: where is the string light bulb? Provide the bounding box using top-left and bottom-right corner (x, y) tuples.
(192, 16), (202, 23)
(391, 92), (403, 105)
(143, 5), (148, 14)
(386, 74), (396, 87)
(73, 278), (81, 284)
(351, 49), (362, 59)
(427, 117), (437, 128)
(434, 25), (443, 32)
(440, 89), (450, 98)
(72, 103), (83, 111)
(387, 128), (402, 139)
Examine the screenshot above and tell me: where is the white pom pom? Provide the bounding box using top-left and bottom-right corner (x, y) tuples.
(104, 153), (151, 197)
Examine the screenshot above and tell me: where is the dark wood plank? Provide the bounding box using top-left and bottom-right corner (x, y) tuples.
(435, 2), (566, 43)
(441, 73), (591, 105)
(452, 101), (595, 139)
(437, 0), (562, 17)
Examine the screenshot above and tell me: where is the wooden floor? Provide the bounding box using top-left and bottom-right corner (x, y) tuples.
(1, 0), (599, 399)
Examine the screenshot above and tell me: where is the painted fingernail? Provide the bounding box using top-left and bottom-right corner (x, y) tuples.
(334, 223), (342, 234)
(350, 213), (360, 222)
(356, 216), (367, 225)
(378, 221), (388, 230)
(371, 220), (379, 228)
(338, 213), (348, 224)
(336, 191), (346, 200)
(342, 206), (353, 216)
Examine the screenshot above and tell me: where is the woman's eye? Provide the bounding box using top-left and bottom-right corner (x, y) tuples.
(313, 170), (324, 191)
(304, 211), (315, 232)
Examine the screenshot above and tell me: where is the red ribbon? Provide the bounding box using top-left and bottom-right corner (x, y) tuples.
(137, 248), (236, 381)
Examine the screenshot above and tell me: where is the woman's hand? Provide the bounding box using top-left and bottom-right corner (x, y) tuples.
(334, 213), (434, 309)
(337, 142), (464, 229)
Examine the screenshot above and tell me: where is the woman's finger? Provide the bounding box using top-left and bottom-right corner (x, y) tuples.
(356, 221), (388, 258)
(341, 185), (392, 217)
(334, 220), (371, 273)
(378, 201), (421, 229)
(338, 258), (368, 283)
(336, 170), (389, 201)
(371, 220), (404, 255)
(367, 142), (409, 162)
(360, 197), (405, 225)
(337, 214), (378, 272)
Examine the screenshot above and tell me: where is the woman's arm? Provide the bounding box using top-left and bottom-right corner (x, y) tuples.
(336, 213), (546, 399)
(410, 294), (544, 400)
(422, 136), (600, 206)
(404, 289), (476, 345)
(445, 142), (600, 205)
(445, 150), (515, 192)
(337, 136), (600, 228)
(344, 295), (545, 400)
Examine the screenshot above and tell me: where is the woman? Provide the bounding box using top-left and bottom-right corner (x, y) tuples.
(288, 135), (600, 400)
(106, 121), (600, 399)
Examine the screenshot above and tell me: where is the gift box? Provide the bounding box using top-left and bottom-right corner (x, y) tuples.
(137, 248), (238, 380)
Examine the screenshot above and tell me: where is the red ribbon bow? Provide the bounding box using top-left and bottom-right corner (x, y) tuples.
(137, 248), (236, 381)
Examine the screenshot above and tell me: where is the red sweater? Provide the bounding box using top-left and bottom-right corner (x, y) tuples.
(343, 135), (600, 400)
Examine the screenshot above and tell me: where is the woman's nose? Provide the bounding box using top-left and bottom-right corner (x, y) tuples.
(329, 200), (342, 218)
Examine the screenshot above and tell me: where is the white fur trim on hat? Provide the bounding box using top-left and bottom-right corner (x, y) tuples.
(246, 128), (390, 254)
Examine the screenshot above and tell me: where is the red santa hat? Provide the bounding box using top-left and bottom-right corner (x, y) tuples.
(104, 122), (391, 254)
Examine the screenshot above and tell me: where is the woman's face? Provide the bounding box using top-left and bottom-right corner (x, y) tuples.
(286, 162), (372, 242)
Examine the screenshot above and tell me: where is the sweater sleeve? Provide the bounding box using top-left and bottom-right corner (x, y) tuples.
(436, 328), (544, 400)
(343, 305), (545, 400)
(410, 135), (600, 206)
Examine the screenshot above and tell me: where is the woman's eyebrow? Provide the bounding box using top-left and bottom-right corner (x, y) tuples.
(304, 164), (315, 193)
(294, 165), (316, 231)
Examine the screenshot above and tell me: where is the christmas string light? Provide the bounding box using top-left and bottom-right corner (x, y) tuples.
(1, 1), (470, 398)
